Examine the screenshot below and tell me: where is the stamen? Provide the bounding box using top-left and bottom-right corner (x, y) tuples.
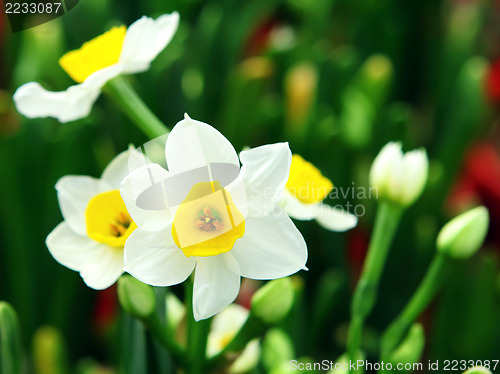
(195, 206), (224, 232)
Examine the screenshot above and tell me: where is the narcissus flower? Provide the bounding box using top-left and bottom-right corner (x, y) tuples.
(281, 154), (357, 231)
(13, 13), (178, 122)
(46, 149), (144, 289)
(370, 142), (428, 207)
(121, 114), (308, 320)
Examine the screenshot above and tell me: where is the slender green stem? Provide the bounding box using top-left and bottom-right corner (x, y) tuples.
(380, 252), (452, 359)
(347, 201), (403, 366)
(144, 313), (187, 367)
(185, 281), (212, 374)
(104, 76), (169, 139)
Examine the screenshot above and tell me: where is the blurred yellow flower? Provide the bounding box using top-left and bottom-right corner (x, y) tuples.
(281, 154), (357, 232)
(13, 13), (179, 122)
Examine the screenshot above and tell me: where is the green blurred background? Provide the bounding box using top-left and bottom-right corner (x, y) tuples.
(1, 0), (500, 372)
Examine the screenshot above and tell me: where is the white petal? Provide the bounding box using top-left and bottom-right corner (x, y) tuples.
(193, 254), (241, 321)
(399, 149), (428, 205)
(315, 204), (358, 232)
(80, 245), (124, 290)
(101, 147), (150, 189)
(123, 228), (195, 287)
(369, 142), (402, 193)
(280, 190), (320, 220)
(13, 65), (120, 122)
(56, 176), (110, 235)
(120, 12), (179, 74)
(120, 163), (173, 231)
(231, 209), (307, 280)
(45, 222), (102, 271)
(236, 143), (291, 217)
(165, 114), (239, 176)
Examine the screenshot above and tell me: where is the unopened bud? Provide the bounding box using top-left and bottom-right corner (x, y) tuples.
(262, 328), (295, 372)
(387, 323), (425, 367)
(370, 142), (428, 207)
(33, 326), (68, 374)
(0, 301), (23, 374)
(437, 206), (489, 259)
(117, 275), (156, 318)
(251, 278), (294, 324)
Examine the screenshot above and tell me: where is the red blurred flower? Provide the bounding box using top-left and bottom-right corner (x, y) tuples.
(93, 286), (119, 334)
(346, 227), (369, 284)
(448, 141), (500, 246)
(486, 58), (500, 104)
(244, 18), (278, 57)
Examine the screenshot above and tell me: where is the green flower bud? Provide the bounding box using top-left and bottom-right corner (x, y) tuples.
(33, 326), (68, 374)
(339, 87), (374, 149)
(262, 328), (295, 372)
(387, 323), (425, 368)
(370, 142), (428, 207)
(0, 301), (23, 374)
(463, 367), (493, 374)
(328, 351), (365, 374)
(285, 62), (318, 135)
(251, 278), (294, 324)
(118, 275), (156, 319)
(437, 206), (489, 259)
(353, 54), (393, 110)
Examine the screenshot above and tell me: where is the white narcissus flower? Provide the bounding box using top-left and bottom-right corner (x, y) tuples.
(121, 114), (308, 320)
(369, 141), (428, 207)
(46, 148), (146, 289)
(280, 154), (357, 232)
(13, 12), (179, 122)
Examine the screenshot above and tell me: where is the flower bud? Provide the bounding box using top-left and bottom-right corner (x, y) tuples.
(463, 367), (493, 374)
(437, 206), (489, 259)
(328, 352), (365, 374)
(353, 54), (393, 110)
(387, 323), (425, 367)
(370, 142), (428, 207)
(0, 301), (23, 374)
(117, 275), (156, 319)
(251, 278), (294, 324)
(285, 62), (318, 135)
(33, 326), (68, 374)
(262, 328), (295, 372)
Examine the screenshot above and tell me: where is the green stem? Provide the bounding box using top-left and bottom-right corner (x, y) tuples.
(185, 281), (212, 374)
(347, 201), (403, 365)
(380, 252), (452, 359)
(104, 76), (169, 139)
(143, 313), (187, 367)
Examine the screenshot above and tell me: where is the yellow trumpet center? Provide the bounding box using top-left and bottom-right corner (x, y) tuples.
(172, 181), (245, 257)
(285, 154), (333, 204)
(59, 26), (127, 83)
(85, 190), (137, 247)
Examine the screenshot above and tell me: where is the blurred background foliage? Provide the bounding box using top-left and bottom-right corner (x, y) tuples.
(1, 0), (500, 372)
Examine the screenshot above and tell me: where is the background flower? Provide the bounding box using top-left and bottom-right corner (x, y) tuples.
(46, 148), (144, 289)
(13, 12), (179, 122)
